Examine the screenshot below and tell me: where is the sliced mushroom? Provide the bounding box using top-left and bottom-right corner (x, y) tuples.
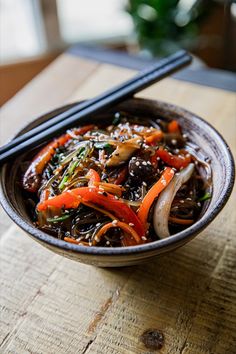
(106, 137), (142, 167)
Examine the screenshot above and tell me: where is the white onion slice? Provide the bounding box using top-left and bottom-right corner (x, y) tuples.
(153, 163), (194, 238)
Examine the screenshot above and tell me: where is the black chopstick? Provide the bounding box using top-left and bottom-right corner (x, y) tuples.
(0, 51), (191, 165)
(0, 50), (188, 155)
(0, 50), (187, 155)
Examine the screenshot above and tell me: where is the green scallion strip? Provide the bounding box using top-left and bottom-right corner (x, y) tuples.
(58, 146), (88, 191)
(47, 214), (71, 223)
(94, 142), (112, 149)
(198, 192), (211, 202)
(58, 159), (79, 191)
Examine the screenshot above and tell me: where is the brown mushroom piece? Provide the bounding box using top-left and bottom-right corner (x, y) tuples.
(129, 157), (154, 182)
(106, 137), (142, 167)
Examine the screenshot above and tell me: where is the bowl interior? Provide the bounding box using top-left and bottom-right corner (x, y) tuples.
(0, 98), (234, 261)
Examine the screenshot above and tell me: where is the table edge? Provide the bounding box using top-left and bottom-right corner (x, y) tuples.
(68, 44), (236, 93)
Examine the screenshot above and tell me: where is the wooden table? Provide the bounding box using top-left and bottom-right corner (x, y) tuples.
(0, 48), (235, 354)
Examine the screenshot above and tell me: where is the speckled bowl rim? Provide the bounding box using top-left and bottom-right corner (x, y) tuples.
(0, 98), (235, 256)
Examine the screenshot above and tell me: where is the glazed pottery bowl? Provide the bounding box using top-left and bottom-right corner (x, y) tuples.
(0, 98), (234, 267)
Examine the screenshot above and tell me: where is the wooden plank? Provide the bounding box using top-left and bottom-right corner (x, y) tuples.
(0, 56), (235, 354)
(0, 228), (129, 353)
(0, 53), (100, 145)
(0, 53), (59, 106)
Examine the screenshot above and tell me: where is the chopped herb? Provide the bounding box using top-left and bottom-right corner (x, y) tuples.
(198, 192), (211, 202)
(58, 160), (78, 191)
(58, 148), (86, 191)
(47, 214), (71, 223)
(94, 142), (112, 149)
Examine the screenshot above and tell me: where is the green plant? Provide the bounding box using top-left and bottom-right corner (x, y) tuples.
(126, 0), (214, 56)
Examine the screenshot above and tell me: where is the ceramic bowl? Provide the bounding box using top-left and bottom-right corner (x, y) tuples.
(0, 98), (234, 267)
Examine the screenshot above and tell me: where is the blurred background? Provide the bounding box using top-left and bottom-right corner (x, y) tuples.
(0, 0), (235, 105)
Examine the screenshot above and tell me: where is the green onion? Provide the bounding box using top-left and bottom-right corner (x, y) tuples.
(58, 147), (87, 191)
(112, 113), (121, 125)
(47, 214), (71, 223)
(60, 142), (89, 166)
(58, 159), (79, 191)
(198, 192), (211, 202)
(94, 142), (112, 149)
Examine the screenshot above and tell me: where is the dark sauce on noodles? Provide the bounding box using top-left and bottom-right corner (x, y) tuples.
(22, 112), (212, 247)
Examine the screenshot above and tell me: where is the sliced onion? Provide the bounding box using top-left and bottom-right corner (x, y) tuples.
(186, 143), (212, 184)
(153, 163), (194, 238)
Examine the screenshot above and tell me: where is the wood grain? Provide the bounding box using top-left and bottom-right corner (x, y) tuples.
(0, 54), (235, 354)
(0, 54), (100, 145)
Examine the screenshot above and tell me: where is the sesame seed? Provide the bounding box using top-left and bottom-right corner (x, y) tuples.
(142, 161), (147, 166)
(112, 220), (118, 225)
(171, 139), (177, 145)
(96, 223), (101, 227)
(106, 241), (110, 245)
(161, 179), (167, 186)
(94, 236), (100, 242)
(129, 223), (134, 227)
(135, 161), (140, 166)
(180, 200), (184, 203)
(141, 236), (147, 240)
(142, 181), (147, 186)
(98, 191), (103, 195)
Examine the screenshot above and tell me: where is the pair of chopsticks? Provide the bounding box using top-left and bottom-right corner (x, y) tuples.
(0, 50), (191, 165)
